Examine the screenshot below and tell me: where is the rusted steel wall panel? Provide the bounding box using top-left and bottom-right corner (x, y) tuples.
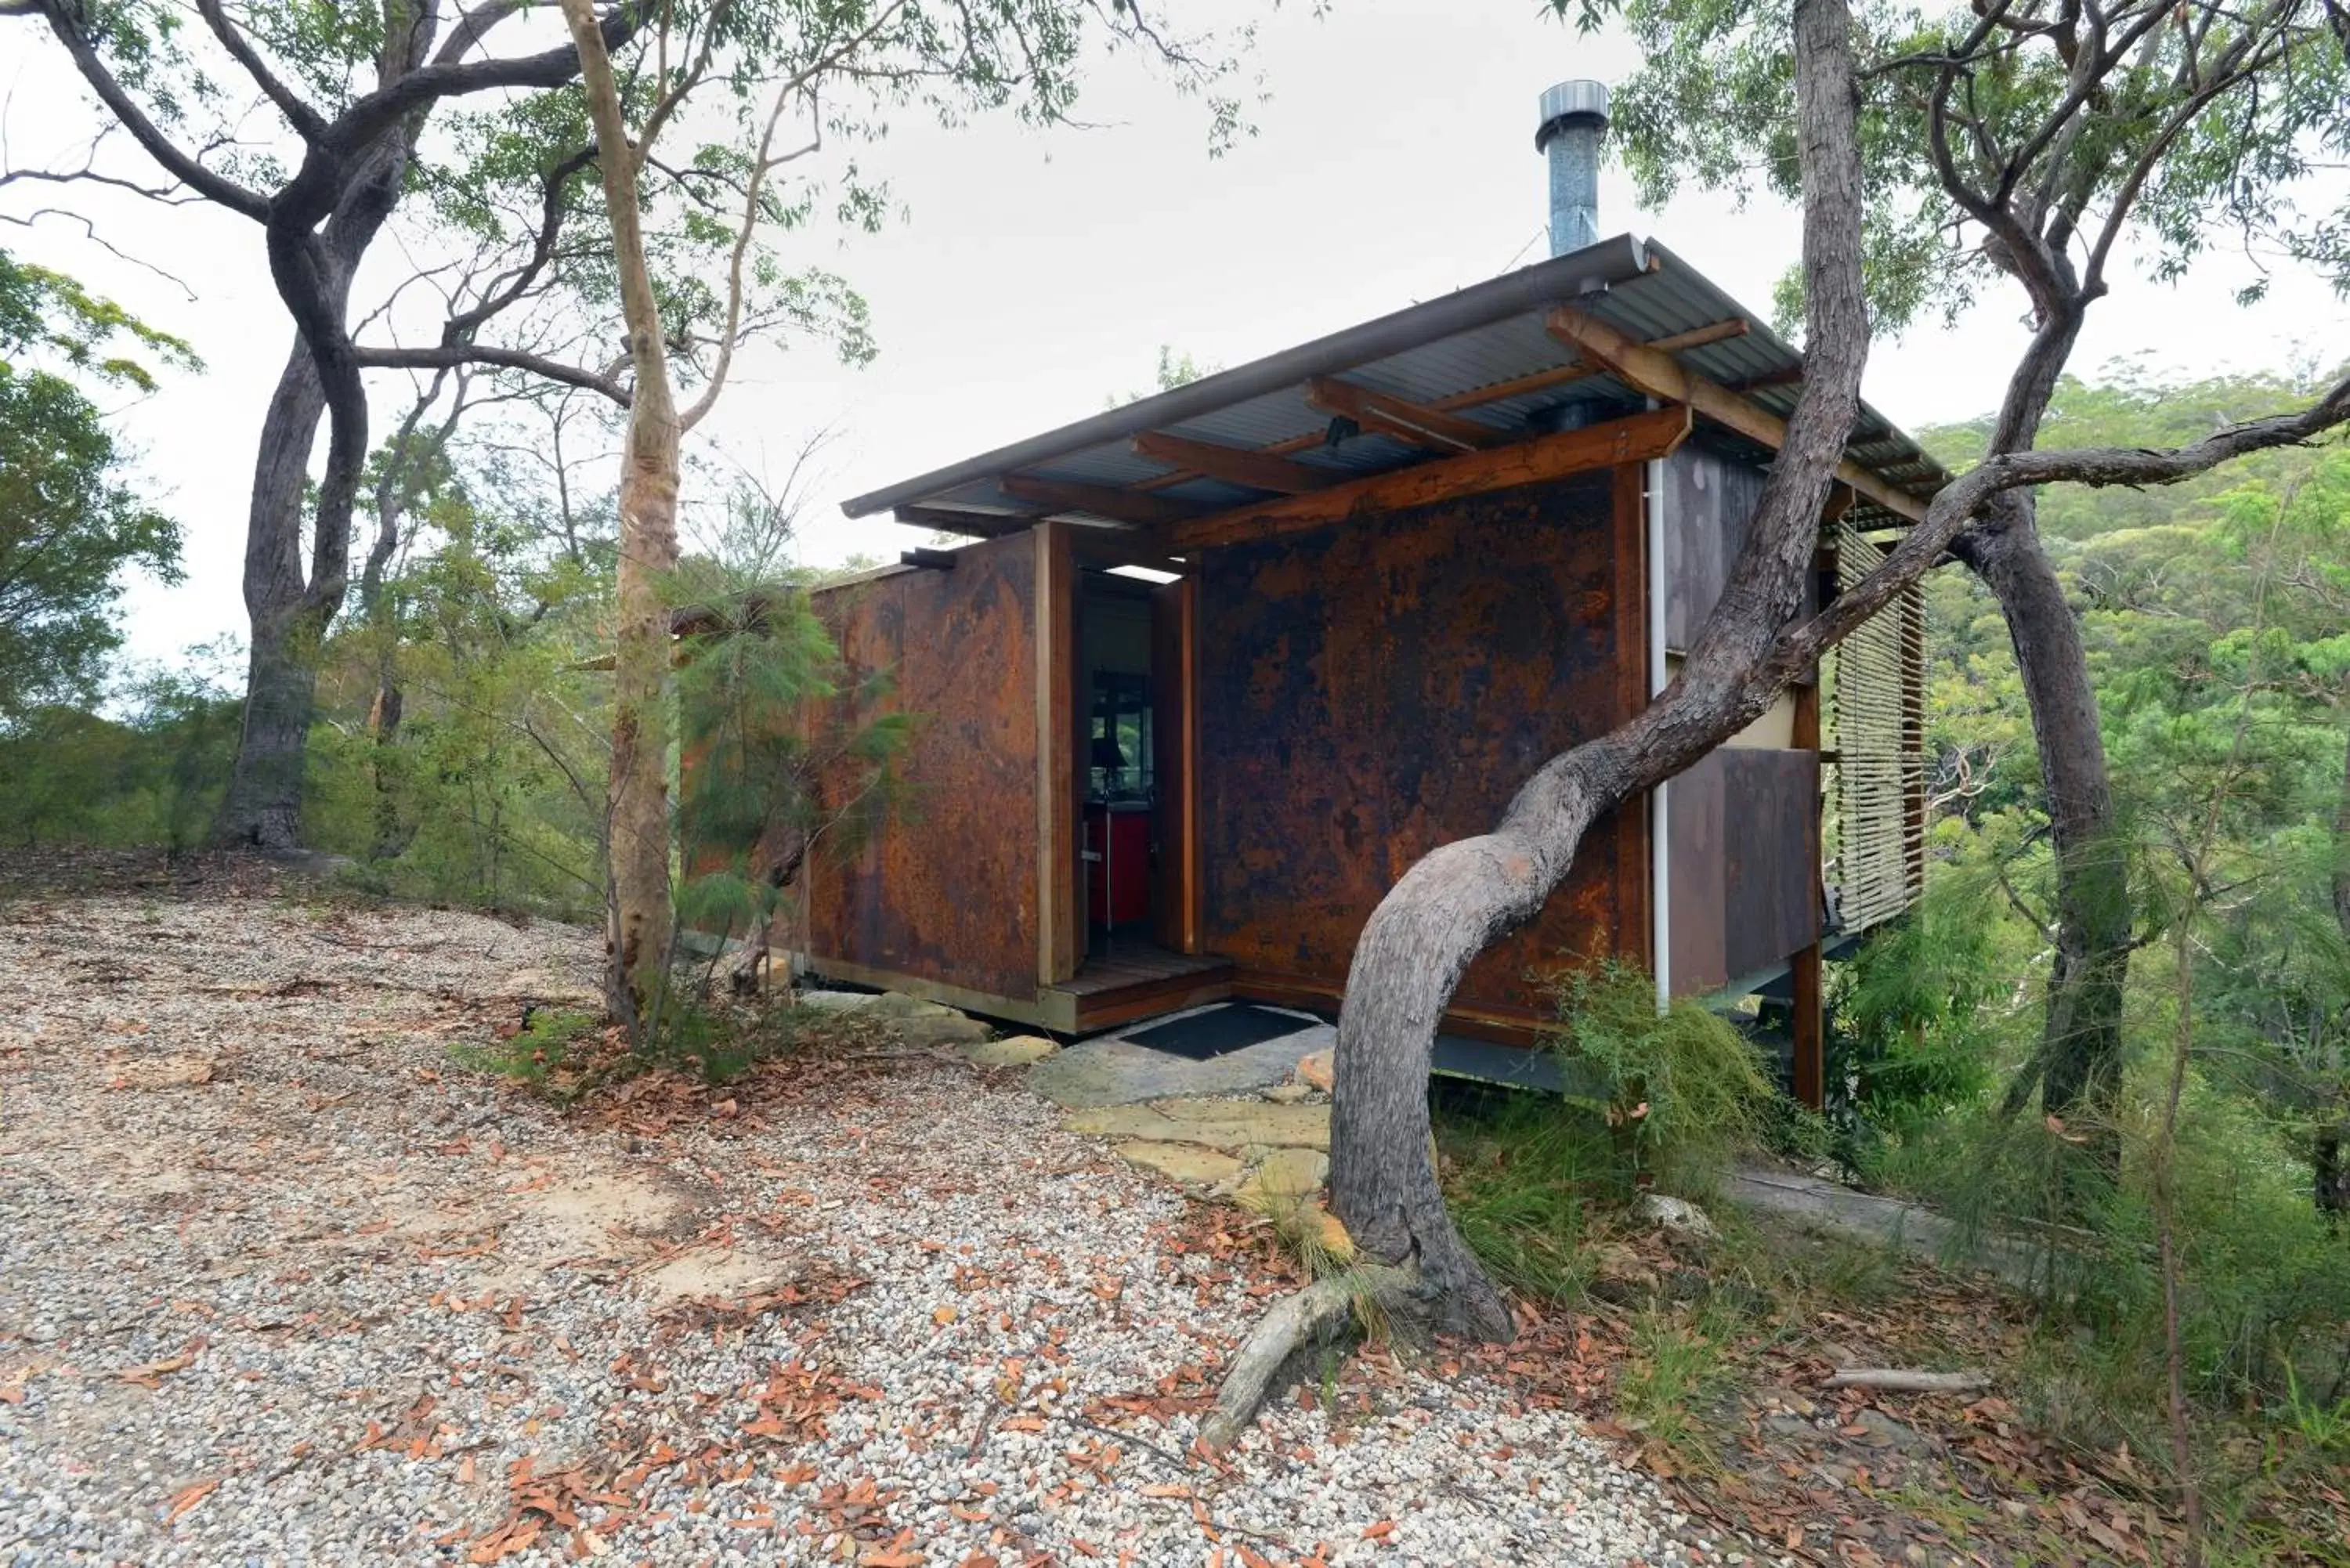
(804, 536), (1042, 1001)
(1668, 746), (1819, 995)
(1196, 471), (1631, 1018)
(1661, 443), (1816, 649)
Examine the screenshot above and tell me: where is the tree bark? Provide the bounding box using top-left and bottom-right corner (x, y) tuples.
(1946, 263), (2131, 1178)
(1322, 0), (1875, 1345)
(216, 338), (335, 851)
(562, 0), (682, 1025)
(1961, 500), (2128, 1183)
(210, 22), (436, 851)
(1196, 280), (2350, 1449)
(31, 0), (627, 852)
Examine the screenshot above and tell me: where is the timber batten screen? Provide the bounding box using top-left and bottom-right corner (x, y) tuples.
(1828, 524), (1926, 933)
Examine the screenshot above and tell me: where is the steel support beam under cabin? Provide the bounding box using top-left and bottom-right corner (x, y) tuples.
(1172, 403), (1694, 549)
(1544, 306), (1929, 525)
(1304, 377), (1509, 453)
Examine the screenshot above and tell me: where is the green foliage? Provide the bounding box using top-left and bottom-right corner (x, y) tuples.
(1570, 0), (2350, 335)
(1542, 959), (1773, 1194)
(1437, 1088), (1615, 1301)
(0, 251), (185, 720)
(1614, 1297), (1747, 1459)
(1113, 344), (1224, 405)
(450, 1008), (599, 1089)
(0, 250), (198, 392)
(0, 664), (239, 851)
(1824, 874), (2008, 1168)
(668, 558), (910, 1004)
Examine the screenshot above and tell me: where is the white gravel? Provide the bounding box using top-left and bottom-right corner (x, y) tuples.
(0, 887), (1709, 1566)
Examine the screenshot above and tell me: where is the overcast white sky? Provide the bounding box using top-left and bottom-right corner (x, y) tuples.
(7, 0), (2345, 671)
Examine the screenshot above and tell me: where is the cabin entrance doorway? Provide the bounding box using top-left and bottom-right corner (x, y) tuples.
(1072, 567), (1194, 956)
(1025, 563), (1224, 1033)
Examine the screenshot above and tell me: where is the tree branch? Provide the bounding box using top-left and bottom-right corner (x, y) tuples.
(29, 2), (270, 222)
(327, 3), (645, 157)
(193, 0), (328, 142)
(1773, 377), (2350, 691)
(355, 341), (632, 405)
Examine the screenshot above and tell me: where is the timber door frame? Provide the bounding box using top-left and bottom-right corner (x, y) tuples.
(1036, 520), (1078, 986)
(1150, 573), (1202, 954)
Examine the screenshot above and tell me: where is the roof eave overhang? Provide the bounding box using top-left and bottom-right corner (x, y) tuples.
(838, 233), (1655, 519)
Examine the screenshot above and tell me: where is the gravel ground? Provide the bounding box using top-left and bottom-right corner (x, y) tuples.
(0, 886), (1712, 1566)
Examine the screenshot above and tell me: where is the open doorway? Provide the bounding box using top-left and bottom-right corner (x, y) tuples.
(1076, 569), (1159, 953)
(1050, 563), (1223, 1024)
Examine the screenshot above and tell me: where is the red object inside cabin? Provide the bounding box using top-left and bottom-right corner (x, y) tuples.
(1084, 804), (1152, 927)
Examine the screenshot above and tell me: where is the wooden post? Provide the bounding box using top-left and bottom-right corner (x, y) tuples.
(1792, 656), (1826, 1111)
(1791, 939), (1824, 1111)
(1036, 520), (1077, 985)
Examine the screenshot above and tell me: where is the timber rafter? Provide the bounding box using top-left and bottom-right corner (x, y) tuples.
(1304, 377), (1509, 453)
(1131, 431), (1343, 493)
(1545, 305), (1929, 524)
(1172, 403), (1693, 549)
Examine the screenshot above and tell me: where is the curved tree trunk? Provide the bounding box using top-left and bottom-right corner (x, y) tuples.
(1205, 284), (2350, 1449)
(1951, 285), (2131, 1179)
(218, 339), (336, 851)
(1961, 498), (2128, 1183)
(213, 49), (431, 851)
(1322, 0), (1874, 1346)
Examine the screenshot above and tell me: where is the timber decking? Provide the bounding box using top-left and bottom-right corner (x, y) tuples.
(1047, 944), (1234, 1031)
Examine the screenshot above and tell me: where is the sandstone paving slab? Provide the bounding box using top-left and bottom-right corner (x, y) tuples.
(1110, 1140), (1247, 1187)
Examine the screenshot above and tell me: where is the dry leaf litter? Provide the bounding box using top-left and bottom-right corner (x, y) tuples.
(0, 888), (1710, 1566)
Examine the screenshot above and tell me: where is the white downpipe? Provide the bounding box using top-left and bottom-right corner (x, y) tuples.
(1646, 454), (1671, 1014)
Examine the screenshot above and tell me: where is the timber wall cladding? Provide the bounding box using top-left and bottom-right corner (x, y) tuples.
(1196, 471), (1630, 1018)
(804, 534), (1043, 1000)
(1661, 443), (1815, 648)
(1660, 441), (1824, 994)
(1667, 748), (1820, 996)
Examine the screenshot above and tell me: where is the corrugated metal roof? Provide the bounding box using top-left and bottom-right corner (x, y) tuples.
(841, 232), (1946, 536)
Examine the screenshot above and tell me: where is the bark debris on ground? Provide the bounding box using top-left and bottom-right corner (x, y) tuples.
(0, 878), (1713, 1566)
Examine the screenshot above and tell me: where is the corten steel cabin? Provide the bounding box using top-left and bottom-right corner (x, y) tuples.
(790, 83), (1934, 1103)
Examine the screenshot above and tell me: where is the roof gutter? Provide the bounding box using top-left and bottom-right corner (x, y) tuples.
(839, 232), (1654, 518)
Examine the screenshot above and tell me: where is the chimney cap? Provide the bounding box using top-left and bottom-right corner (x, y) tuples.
(1535, 78), (1610, 151)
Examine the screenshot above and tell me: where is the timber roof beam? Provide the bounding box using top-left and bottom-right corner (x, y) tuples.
(1173, 403), (1692, 550)
(1305, 377), (1509, 453)
(1131, 431), (1344, 494)
(999, 475), (1213, 529)
(1544, 305), (1926, 525)
(1643, 316), (1750, 354)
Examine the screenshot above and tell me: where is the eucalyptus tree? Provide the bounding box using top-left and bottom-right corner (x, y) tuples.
(1209, 0), (2350, 1445)
(526, 0), (1245, 1019)
(1589, 0), (2350, 1183)
(0, 0), (658, 852)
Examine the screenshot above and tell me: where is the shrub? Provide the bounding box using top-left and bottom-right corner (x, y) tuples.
(1541, 959), (1772, 1198)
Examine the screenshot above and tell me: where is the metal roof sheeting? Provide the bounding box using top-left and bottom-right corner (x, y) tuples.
(841, 232), (1947, 535)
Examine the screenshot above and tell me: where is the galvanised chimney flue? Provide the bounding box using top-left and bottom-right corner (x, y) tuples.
(1535, 80), (1610, 256)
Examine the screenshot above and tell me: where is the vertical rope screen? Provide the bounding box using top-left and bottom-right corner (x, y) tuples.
(1826, 523), (1926, 932)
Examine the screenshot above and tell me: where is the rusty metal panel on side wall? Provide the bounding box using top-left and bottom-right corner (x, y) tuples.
(1196, 472), (1628, 1019)
(804, 537), (1042, 1000)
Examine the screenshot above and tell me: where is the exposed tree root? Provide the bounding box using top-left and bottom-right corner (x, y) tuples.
(1198, 1263), (1421, 1452)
